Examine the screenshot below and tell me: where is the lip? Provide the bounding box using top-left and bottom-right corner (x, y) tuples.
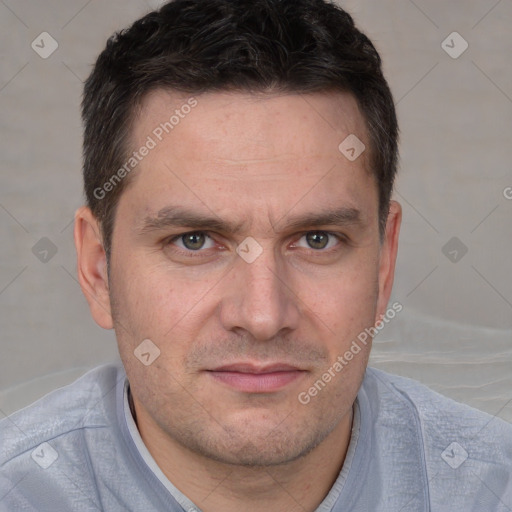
(207, 363), (306, 393)
(211, 363), (302, 374)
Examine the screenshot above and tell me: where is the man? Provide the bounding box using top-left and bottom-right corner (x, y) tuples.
(1, 0), (511, 510)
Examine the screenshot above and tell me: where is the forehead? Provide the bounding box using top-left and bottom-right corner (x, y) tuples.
(133, 89), (370, 168)
(121, 89), (377, 227)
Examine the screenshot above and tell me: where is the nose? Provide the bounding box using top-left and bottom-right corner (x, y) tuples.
(218, 244), (301, 341)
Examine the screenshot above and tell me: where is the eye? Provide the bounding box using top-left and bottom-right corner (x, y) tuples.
(295, 231), (341, 251)
(171, 231), (216, 251)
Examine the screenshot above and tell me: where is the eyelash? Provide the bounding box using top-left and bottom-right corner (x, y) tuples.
(166, 231), (345, 257)
(167, 232), (218, 258)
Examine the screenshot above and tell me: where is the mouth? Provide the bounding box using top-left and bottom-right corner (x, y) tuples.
(206, 363), (307, 393)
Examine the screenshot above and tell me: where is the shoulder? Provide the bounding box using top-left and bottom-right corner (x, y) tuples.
(365, 366), (512, 442)
(0, 363), (127, 511)
(363, 367), (512, 509)
(0, 363), (125, 466)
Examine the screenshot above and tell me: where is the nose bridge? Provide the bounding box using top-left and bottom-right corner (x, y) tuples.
(220, 241), (300, 340)
(244, 248), (282, 302)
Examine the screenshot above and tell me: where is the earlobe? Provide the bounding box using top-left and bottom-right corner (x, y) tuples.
(375, 200), (402, 323)
(74, 206), (114, 329)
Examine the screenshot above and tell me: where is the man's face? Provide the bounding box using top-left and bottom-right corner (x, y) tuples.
(98, 90), (398, 466)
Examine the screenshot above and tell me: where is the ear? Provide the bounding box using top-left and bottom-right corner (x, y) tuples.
(73, 206), (113, 329)
(375, 200), (402, 323)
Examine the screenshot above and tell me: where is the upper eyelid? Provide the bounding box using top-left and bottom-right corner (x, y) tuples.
(292, 231), (345, 248)
(169, 231), (212, 241)
(168, 230), (345, 248)
(168, 231), (216, 247)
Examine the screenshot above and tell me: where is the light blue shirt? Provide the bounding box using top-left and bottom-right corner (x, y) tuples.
(1, 362), (511, 511)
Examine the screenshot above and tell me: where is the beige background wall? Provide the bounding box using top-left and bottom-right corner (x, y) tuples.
(1, 0), (511, 421)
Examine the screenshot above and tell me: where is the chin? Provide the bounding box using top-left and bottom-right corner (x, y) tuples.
(182, 416), (332, 468)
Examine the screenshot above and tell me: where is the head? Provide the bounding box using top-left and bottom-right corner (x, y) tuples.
(75, 0), (401, 467)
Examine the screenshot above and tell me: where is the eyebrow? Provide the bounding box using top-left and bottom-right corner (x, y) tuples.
(137, 205), (363, 237)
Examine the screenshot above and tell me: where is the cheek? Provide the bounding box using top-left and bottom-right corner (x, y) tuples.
(110, 266), (196, 398)
(109, 257), (170, 339)
(111, 258), (218, 351)
(305, 254), (379, 319)
(300, 258), (380, 368)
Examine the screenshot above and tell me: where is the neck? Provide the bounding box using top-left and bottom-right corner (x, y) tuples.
(130, 389), (354, 512)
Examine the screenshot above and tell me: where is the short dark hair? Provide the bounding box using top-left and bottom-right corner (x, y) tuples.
(82, 0), (399, 262)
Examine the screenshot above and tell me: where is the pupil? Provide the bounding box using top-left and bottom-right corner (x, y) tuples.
(183, 233), (205, 250)
(307, 232), (328, 249)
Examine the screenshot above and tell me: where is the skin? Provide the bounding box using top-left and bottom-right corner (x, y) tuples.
(74, 90), (401, 512)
